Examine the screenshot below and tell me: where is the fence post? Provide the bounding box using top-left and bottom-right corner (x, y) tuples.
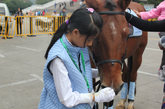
(53, 17), (56, 33)
(58, 16), (60, 28)
(28, 16), (36, 37)
(5, 16), (9, 39)
(63, 16), (65, 23)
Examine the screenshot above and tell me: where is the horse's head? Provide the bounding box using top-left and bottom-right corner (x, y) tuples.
(85, 0), (131, 11)
(86, 0), (131, 93)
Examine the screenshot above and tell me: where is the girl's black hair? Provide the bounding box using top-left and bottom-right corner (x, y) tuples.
(45, 8), (103, 59)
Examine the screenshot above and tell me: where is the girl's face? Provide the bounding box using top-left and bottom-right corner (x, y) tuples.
(69, 29), (97, 48)
(84, 35), (97, 47)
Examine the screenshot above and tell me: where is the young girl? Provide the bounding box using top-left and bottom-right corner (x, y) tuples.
(134, 0), (165, 73)
(125, 2), (165, 107)
(38, 8), (115, 109)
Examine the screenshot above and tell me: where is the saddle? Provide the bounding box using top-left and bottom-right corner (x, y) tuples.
(126, 9), (142, 38)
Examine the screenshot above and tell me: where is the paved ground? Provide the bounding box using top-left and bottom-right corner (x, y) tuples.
(0, 32), (163, 109)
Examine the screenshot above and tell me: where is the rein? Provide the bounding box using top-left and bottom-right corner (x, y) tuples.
(98, 11), (125, 15)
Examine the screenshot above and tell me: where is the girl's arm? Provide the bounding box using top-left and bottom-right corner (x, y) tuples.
(125, 12), (165, 32)
(50, 58), (93, 108)
(140, 3), (162, 20)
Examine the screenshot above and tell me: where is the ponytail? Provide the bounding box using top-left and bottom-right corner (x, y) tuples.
(44, 22), (67, 59)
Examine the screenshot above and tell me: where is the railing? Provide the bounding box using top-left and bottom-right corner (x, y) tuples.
(0, 15), (69, 39)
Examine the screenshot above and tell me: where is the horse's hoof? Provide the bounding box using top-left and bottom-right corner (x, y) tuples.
(115, 100), (126, 109)
(127, 102), (134, 109)
(127, 105), (134, 109)
(115, 105), (125, 109)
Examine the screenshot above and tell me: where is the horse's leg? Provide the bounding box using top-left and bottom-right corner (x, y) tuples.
(104, 101), (114, 109)
(116, 43), (146, 109)
(116, 62), (128, 109)
(116, 54), (140, 109)
(127, 46), (146, 109)
(104, 106), (114, 109)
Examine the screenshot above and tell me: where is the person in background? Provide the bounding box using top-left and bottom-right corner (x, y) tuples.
(60, 8), (67, 17)
(125, 11), (165, 109)
(42, 10), (45, 16)
(70, 0), (74, 7)
(54, 2), (57, 8)
(37, 11), (41, 16)
(38, 8), (115, 109)
(52, 10), (59, 16)
(80, 0), (86, 8)
(35, 11), (38, 16)
(15, 8), (23, 35)
(28, 10), (33, 16)
(63, 2), (66, 9)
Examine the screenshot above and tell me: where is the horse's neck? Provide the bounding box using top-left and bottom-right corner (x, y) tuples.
(128, 2), (145, 12)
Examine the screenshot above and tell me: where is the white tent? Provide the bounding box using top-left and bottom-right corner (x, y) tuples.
(22, 0), (71, 13)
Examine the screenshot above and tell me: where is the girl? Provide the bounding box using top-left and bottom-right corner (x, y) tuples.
(133, 0), (165, 73)
(38, 8), (115, 109)
(125, 11), (165, 109)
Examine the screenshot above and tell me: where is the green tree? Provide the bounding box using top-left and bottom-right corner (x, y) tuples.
(1, 0), (32, 14)
(147, 0), (163, 7)
(35, 0), (52, 5)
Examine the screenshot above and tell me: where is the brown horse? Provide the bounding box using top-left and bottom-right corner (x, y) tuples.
(85, 0), (148, 109)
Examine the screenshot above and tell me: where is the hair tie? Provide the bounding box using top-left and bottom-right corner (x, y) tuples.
(87, 8), (94, 13)
(66, 19), (69, 24)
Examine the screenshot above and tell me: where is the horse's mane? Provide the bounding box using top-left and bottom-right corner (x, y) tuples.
(117, 0), (131, 10)
(105, 0), (116, 11)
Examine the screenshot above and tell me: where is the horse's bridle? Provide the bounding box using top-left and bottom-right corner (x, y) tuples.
(96, 59), (123, 67)
(98, 11), (125, 15)
(90, 10), (127, 109)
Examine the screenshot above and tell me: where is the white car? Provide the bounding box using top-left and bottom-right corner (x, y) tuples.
(0, 3), (11, 34)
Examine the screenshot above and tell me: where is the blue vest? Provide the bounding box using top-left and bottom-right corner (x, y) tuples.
(38, 34), (93, 109)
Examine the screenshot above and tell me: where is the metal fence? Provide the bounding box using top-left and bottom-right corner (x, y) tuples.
(0, 15), (69, 39)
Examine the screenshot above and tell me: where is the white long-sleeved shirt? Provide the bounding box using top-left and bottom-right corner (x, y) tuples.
(50, 58), (99, 108)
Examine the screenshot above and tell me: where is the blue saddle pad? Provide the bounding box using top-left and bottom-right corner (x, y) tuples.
(126, 9), (142, 37)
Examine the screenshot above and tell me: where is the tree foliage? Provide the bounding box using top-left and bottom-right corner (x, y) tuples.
(1, 0), (32, 14)
(35, 0), (52, 5)
(147, 0), (163, 7)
